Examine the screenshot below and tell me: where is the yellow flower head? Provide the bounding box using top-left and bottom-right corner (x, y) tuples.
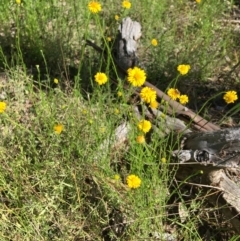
(196, 0), (201, 3)
(114, 108), (120, 115)
(126, 174), (141, 189)
(149, 100), (159, 109)
(94, 72), (108, 85)
(82, 109), (88, 115)
(223, 91), (238, 104)
(16, 0), (21, 4)
(136, 135), (145, 144)
(54, 124), (63, 134)
(127, 67), (146, 87)
(151, 39), (158, 46)
(88, 1), (102, 14)
(107, 37), (111, 42)
(167, 88), (180, 100)
(53, 78), (59, 84)
(179, 95), (189, 105)
(0, 101), (6, 113)
(115, 15), (119, 21)
(160, 113), (166, 119)
(140, 87), (157, 104)
(122, 0), (131, 9)
(117, 91), (123, 97)
(138, 120), (151, 133)
(177, 64), (191, 75)
(114, 174), (120, 181)
(161, 157), (167, 163)
(99, 127), (106, 133)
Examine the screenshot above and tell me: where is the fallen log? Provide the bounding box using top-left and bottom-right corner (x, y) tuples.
(173, 126), (240, 168)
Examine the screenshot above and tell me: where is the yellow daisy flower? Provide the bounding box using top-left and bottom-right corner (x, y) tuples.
(99, 127), (106, 133)
(179, 95), (189, 105)
(167, 88), (180, 100)
(196, 0), (201, 3)
(16, 0), (21, 4)
(117, 91), (123, 97)
(54, 124), (63, 134)
(88, 1), (102, 14)
(115, 15), (119, 21)
(177, 64), (191, 75)
(160, 113), (166, 119)
(107, 37), (111, 42)
(149, 100), (159, 109)
(114, 108), (120, 115)
(122, 0), (131, 9)
(114, 174), (120, 181)
(94, 72), (108, 85)
(126, 174), (141, 189)
(151, 39), (158, 46)
(138, 120), (151, 133)
(0, 101), (6, 113)
(127, 67), (146, 87)
(136, 135), (145, 144)
(53, 78), (59, 84)
(223, 91), (238, 104)
(82, 109), (88, 115)
(161, 157), (167, 163)
(140, 87), (157, 104)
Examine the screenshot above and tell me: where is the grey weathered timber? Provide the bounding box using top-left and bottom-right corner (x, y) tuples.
(112, 17), (141, 72)
(136, 105), (192, 137)
(173, 126), (240, 167)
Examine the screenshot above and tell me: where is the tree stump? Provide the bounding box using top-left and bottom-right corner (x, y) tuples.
(112, 17), (141, 72)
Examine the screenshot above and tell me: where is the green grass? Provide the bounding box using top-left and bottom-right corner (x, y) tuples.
(0, 0), (240, 240)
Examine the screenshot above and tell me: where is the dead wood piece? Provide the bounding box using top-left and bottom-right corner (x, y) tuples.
(175, 165), (240, 234)
(113, 17), (141, 72)
(173, 126), (240, 167)
(138, 106), (192, 137)
(118, 17), (141, 54)
(209, 170), (240, 213)
(204, 188), (240, 236)
(208, 169), (240, 234)
(182, 126), (240, 150)
(144, 81), (220, 132)
(94, 122), (131, 161)
(95, 106), (194, 162)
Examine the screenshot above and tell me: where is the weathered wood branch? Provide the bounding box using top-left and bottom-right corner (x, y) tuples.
(143, 81), (220, 132)
(173, 126), (240, 167)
